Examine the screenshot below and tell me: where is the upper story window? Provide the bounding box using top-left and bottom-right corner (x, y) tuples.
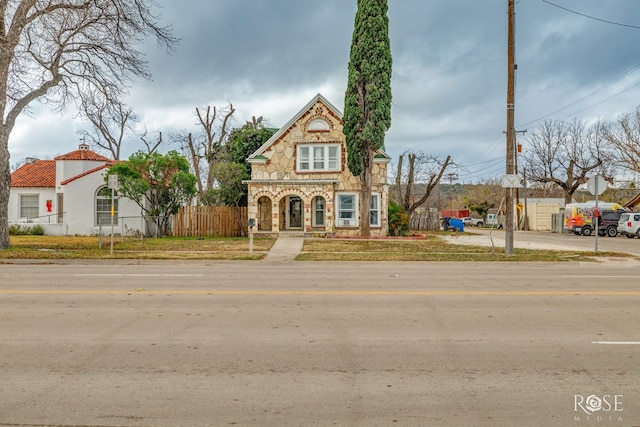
(297, 144), (340, 172)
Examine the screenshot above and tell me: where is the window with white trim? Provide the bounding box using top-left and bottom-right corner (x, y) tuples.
(96, 186), (118, 226)
(337, 193), (357, 227)
(19, 194), (39, 219)
(313, 196), (325, 227)
(297, 144), (340, 172)
(370, 193), (381, 227)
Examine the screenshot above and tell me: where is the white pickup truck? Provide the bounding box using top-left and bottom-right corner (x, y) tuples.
(462, 217), (484, 227)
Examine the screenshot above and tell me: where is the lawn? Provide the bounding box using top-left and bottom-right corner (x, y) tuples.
(2, 233), (631, 262)
(4, 235), (275, 260)
(297, 234), (628, 262)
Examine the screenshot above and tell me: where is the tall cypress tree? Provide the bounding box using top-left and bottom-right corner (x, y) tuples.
(343, 0), (392, 236)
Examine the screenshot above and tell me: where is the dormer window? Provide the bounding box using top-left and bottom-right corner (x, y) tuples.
(308, 118), (330, 132)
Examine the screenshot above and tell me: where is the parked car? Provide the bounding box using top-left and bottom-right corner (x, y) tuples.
(462, 217), (484, 227)
(593, 209), (626, 237)
(618, 212), (640, 238)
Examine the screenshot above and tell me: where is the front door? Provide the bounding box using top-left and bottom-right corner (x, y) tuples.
(288, 196), (303, 229)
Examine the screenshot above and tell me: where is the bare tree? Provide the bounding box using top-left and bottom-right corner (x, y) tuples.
(175, 104), (235, 202)
(140, 129), (163, 155)
(522, 119), (608, 203)
(604, 107), (640, 176)
(0, 0), (177, 249)
(78, 90), (138, 160)
(393, 152), (452, 217)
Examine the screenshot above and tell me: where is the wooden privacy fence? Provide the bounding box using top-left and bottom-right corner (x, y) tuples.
(172, 206), (247, 237)
(410, 210), (441, 230)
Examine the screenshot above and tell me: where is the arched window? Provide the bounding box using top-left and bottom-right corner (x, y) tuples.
(308, 118), (330, 132)
(257, 196), (272, 231)
(96, 186), (118, 226)
(312, 196), (326, 227)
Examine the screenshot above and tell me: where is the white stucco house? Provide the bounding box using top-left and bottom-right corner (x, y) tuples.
(9, 143), (143, 236)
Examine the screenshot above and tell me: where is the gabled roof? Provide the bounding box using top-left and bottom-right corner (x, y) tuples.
(624, 192), (640, 209)
(248, 93), (343, 160)
(248, 93), (391, 162)
(10, 160), (56, 188)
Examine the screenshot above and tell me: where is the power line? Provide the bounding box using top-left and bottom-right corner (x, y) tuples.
(553, 79), (640, 121)
(463, 156), (504, 168)
(541, 0), (640, 29)
(518, 62), (640, 127)
(459, 157), (505, 181)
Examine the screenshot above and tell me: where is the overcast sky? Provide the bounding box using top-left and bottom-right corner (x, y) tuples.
(10, 0), (640, 183)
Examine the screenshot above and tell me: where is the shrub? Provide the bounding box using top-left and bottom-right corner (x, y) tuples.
(30, 224), (45, 235)
(9, 224), (23, 235)
(388, 201), (410, 236)
(9, 224), (46, 235)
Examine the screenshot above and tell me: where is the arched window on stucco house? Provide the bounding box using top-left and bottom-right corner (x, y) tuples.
(96, 186), (118, 226)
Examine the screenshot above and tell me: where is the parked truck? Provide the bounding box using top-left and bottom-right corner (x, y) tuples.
(462, 216), (484, 227)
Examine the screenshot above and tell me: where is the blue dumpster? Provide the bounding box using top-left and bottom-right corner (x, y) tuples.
(448, 218), (464, 232)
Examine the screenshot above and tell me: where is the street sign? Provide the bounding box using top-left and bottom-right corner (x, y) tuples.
(587, 175), (606, 196)
(108, 174), (118, 189)
(501, 174), (523, 188)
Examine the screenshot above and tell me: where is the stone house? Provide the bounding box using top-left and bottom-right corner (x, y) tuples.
(245, 93), (391, 236)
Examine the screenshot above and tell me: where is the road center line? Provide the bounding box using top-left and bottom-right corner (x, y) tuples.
(592, 342), (640, 345)
(2, 290), (640, 296)
(74, 274), (203, 277)
(562, 274), (640, 279)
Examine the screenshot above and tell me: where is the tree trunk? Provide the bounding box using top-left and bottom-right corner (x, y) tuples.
(396, 154), (404, 204)
(404, 154), (416, 211)
(0, 127), (11, 249)
(359, 150), (374, 237)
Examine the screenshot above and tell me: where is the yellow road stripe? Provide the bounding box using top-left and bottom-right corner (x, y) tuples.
(1, 290), (640, 296)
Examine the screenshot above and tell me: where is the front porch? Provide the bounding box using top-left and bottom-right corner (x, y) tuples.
(246, 179), (337, 236)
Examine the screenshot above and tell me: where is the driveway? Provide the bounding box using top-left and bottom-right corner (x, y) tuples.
(443, 228), (640, 257)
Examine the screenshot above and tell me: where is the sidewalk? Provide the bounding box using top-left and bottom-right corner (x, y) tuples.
(263, 234), (304, 262)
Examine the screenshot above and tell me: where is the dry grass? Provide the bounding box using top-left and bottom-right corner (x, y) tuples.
(297, 235), (627, 262)
(5, 235), (275, 260)
(2, 233), (630, 262)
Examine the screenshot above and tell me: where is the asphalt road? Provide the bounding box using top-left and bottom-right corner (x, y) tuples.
(1, 260), (639, 426)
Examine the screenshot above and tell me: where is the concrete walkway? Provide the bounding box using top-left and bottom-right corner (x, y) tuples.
(263, 234), (304, 262)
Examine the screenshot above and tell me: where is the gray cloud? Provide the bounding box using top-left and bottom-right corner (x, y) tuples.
(10, 0), (640, 183)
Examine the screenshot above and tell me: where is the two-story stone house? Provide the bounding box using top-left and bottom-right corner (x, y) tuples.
(245, 93), (390, 237)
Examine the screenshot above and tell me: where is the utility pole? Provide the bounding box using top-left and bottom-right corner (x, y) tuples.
(505, 0), (516, 255)
(514, 131), (526, 229)
(446, 172), (458, 213)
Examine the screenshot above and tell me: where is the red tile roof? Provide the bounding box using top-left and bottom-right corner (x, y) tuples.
(10, 160), (56, 188)
(54, 148), (111, 161)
